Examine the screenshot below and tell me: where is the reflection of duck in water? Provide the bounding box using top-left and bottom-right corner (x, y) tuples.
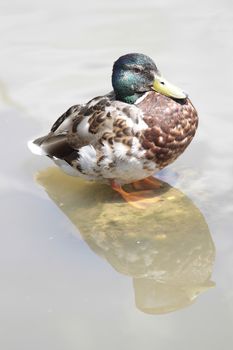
(37, 167), (215, 314)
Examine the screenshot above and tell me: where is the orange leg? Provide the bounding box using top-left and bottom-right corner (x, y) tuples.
(132, 176), (162, 190)
(111, 181), (162, 209)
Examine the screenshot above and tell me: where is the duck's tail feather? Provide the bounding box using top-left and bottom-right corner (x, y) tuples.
(27, 134), (74, 159)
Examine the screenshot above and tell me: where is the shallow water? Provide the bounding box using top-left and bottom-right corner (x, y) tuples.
(1, 0), (233, 349)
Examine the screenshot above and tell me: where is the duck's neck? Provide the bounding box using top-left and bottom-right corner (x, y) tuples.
(115, 92), (143, 104)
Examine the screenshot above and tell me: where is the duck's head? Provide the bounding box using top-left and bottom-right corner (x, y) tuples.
(112, 53), (187, 104)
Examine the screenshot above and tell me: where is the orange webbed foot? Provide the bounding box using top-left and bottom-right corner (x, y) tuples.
(111, 181), (162, 209)
(132, 176), (162, 190)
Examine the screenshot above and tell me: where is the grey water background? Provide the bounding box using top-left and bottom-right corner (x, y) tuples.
(0, 0), (233, 349)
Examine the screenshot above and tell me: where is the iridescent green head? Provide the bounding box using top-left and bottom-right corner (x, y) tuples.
(112, 53), (187, 104)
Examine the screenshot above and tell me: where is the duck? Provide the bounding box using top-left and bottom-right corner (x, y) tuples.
(28, 53), (198, 208)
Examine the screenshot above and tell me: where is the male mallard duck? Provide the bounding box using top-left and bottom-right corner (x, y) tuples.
(28, 53), (198, 208)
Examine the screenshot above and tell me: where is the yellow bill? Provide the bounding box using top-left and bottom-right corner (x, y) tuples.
(153, 76), (187, 99)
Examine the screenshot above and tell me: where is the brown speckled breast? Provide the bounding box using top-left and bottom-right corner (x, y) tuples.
(137, 91), (198, 168)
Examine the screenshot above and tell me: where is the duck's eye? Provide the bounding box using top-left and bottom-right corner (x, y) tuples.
(133, 67), (141, 73)
(160, 81), (165, 85)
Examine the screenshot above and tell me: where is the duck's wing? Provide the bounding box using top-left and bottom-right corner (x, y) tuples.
(29, 93), (147, 164)
(68, 93), (147, 148)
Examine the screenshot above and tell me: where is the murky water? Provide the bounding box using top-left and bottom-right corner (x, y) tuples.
(1, 0), (233, 349)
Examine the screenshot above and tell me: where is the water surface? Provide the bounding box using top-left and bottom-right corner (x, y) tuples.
(1, 0), (233, 349)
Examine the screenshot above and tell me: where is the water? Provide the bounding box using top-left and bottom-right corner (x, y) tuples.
(1, 0), (233, 348)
